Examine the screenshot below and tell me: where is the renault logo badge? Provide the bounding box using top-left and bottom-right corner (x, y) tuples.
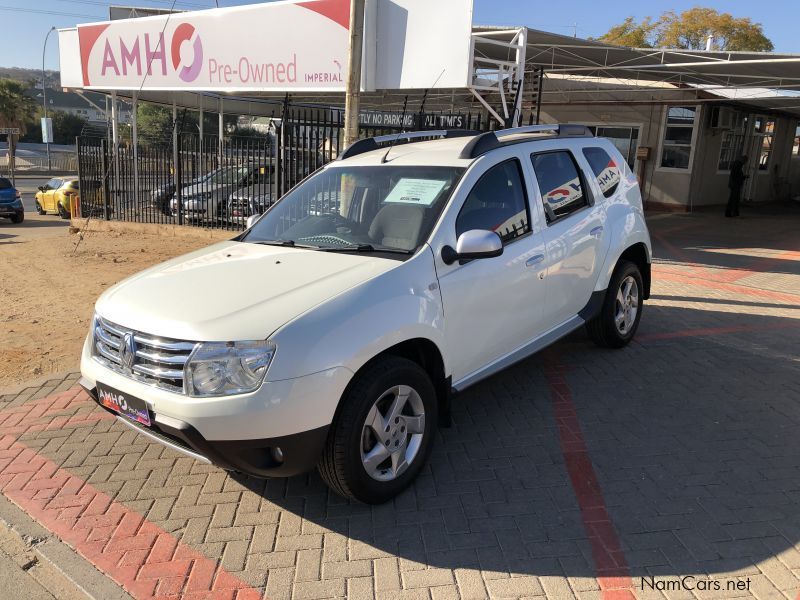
(120, 333), (137, 373)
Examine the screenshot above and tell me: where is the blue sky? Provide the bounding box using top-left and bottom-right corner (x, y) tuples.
(3, 0), (799, 71)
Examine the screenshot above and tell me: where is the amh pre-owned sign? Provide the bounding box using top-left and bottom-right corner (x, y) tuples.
(77, 0), (350, 91)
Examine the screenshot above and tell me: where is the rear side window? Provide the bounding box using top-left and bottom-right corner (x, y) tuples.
(0, 178), (11, 190)
(530, 151), (589, 223)
(456, 159), (530, 244)
(583, 147), (621, 198)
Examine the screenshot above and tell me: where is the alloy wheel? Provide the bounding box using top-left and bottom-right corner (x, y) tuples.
(614, 275), (639, 335)
(360, 384), (426, 482)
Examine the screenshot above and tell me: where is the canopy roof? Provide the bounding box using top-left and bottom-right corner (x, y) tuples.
(85, 26), (800, 119)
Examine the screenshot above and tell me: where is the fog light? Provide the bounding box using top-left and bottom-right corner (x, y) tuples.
(271, 447), (284, 463)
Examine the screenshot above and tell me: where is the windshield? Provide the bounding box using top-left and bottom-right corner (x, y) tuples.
(202, 166), (249, 185)
(243, 165), (464, 253)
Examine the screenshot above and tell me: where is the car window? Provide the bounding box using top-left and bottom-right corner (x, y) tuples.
(46, 178), (62, 189)
(455, 159), (530, 244)
(530, 151), (589, 223)
(582, 147), (621, 198)
(0, 178), (11, 190)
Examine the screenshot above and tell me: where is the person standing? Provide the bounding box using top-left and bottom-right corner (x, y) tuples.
(726, 155), (748, 217)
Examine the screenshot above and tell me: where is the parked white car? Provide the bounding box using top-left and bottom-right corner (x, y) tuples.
(80, 125), (652, 503)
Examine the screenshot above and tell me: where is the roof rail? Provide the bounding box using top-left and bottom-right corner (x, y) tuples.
(458, 124), (594, 159)
(338, 129), (480, 160)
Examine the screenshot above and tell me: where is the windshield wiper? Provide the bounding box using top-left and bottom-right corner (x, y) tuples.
(251, 239), (297, 247)
(318, 244), (413, 255)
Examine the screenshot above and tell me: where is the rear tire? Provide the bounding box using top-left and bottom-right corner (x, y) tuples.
(10, 213), (23, 224)
(58, 203), (70, 220)
(587, 260), (643, 349)
(318, 356), (437, 504)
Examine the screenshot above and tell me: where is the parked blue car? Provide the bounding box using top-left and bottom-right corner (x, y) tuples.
(0, 177), (24, 224)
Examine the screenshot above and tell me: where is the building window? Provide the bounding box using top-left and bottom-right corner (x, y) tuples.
(660, 106), (697, 170)
(754, 118), (775, 171)
(584, 126), (640, 168)
(718, 131), (746, 171)
(530, 151), (589, 223)
(456, 160), (530, 244)
(793, 126), (800, 156)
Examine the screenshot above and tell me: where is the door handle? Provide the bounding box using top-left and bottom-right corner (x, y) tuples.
(590, 226), (604, 238)
(526, 254), (545, 267)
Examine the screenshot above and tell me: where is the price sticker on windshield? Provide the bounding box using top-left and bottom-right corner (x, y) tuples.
(385, 179), (447, 206)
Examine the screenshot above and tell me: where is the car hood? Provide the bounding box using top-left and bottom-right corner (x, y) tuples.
(230, 185), (273, 200)
(95, 241), (397, 341)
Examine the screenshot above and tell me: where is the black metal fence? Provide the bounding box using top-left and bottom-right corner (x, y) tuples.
(77, 103), (488, 232)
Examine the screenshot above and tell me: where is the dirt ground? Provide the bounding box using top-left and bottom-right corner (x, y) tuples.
(0, 216), (224, 389)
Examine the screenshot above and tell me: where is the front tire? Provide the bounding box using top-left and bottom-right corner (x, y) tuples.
(10, 213), (23, 224)
(587, 260), (643, 348)
(35, 201), (45, 215)
(318, 356), (437, 504)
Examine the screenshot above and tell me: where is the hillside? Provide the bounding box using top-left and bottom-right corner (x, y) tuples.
(0, 67), (60, 88)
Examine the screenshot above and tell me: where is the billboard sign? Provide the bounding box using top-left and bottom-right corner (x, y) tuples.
(77, 0), (350, 91)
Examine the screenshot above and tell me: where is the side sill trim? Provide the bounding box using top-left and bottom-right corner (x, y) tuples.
(452, 314), (584, 392)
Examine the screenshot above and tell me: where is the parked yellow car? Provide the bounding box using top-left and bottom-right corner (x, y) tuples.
(35, 177), (80, 219)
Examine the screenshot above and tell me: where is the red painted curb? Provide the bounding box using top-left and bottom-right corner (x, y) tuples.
(0, 390), (263, 599)
(544, 357), (636, 600)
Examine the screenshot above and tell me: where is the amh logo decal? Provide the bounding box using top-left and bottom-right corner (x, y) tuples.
(171, 23), (203, 82)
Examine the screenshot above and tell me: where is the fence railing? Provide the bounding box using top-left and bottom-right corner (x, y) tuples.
(0, 154), (78, 173)
(77, 105), (488, 231)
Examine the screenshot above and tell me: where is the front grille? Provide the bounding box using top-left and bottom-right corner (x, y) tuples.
(229, 197), (252, 216)
(92, 317), (197, 393)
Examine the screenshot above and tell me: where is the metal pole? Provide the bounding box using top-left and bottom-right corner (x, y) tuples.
(343, 0), (365, 149)
(218, 97), (224, 165)
(132, 91), (139, 211)
(42, 26), (56, 172)
(111, 91), (119, 208)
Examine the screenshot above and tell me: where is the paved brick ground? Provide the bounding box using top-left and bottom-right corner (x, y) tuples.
(0, 207), (798, 599)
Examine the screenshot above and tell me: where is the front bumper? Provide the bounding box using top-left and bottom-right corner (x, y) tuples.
(81, 378), (328, 477)
(80, 335), (352, 477)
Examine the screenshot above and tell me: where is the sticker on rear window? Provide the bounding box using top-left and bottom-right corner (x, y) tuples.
(384, 179), (447, 206)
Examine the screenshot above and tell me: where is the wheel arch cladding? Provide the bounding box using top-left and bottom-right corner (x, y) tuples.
(619, 243), (651, 299)
(332, 338), (450, 430)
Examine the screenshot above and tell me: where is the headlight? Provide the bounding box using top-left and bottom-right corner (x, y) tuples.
(185, 341), (276, 397)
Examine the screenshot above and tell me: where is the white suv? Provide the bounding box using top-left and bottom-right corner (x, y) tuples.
(80, 125), (651, 504)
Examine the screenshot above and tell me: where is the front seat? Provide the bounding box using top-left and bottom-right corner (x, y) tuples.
(369, 204), (425, 251)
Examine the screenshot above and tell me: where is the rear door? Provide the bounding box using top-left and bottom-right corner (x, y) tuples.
(529, 147), (610, 327)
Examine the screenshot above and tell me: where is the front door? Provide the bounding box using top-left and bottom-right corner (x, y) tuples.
(529, 149), (608, 327)
(42, 178), (61, 212)
(435, 157), (548, 385)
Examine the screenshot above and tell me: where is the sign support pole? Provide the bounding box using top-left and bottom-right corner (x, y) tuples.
(343, 0), (365, 150)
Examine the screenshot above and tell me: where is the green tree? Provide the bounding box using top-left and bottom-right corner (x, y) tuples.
(598, 8), (774, 51)
(137, 102), (174, 141)
(598, 16), (656, 48)
(0, 79), (35, 133)
(51, 111), (87, 144)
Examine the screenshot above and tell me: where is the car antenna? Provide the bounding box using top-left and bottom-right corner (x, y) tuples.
(380, 95), (409, 164)
(381, 69), (446, 164)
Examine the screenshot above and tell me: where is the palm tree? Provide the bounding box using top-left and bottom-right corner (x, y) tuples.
(0, 79), (34, 133)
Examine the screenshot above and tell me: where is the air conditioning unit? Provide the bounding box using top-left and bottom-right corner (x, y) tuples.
(710, 106), (735, 130)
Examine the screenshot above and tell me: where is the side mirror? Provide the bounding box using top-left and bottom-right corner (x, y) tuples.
(245, 214), (261, 229)
(38, 186), (46, 192)
(441, 229), (503, 265)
